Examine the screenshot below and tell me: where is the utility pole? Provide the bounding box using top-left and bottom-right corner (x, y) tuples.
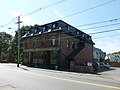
(16, 16), (22, 67)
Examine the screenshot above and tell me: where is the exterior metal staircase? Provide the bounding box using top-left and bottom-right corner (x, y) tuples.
(67, 43), (85, 60)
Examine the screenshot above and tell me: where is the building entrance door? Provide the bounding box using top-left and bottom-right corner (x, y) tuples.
(29, 52), (33, 65)
(44, 51), (50, 68)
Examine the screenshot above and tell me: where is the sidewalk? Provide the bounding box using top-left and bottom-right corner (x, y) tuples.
(1, 63), (120, 81)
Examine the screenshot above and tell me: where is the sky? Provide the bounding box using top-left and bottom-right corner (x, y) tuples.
(0, 0), (120, 54)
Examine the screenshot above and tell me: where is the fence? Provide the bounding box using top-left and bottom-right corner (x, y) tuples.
(109, 62), (120, 67)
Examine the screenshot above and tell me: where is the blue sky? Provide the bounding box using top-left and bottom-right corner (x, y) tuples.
(0, 0), (120, 54)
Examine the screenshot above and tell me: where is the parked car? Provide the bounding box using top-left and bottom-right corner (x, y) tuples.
(99, 62), (110, 70)
(93, 62), (100, 71)
(93, 62), (110, 71)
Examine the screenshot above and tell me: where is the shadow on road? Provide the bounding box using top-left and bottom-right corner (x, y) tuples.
(19, 67), (29, 71)
(92, 68), (116, 75)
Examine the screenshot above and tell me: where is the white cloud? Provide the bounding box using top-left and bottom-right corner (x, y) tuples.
(21, 15), (34, 25)
(9, 10), (34, 26)
(95, 38), (120, 54)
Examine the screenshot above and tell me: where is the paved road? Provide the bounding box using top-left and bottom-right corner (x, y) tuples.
(0, 63), (120, 90)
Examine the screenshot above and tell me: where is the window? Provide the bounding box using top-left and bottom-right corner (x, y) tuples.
(34, 29), (37, 33)
(67, 40), (70, 48)
(82, 34), (85, 37)
(33, 40), (36, 48)
(24, 41), (27, 49)
(59, 27), (62, 29)
(43, 27), (46, 32)
(77, 31), (79, 35)
(42, 37), (45, 47)
(67, 26), (70, 31)
(51, 36), (55, 47)
(53, 23), (56, 29)
(72, 41), (75, 49)
(89, 36), (91, 40)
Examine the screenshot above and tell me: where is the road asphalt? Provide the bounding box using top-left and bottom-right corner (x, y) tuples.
(18, 63), (120, 81)
(0, 63), (120, 90)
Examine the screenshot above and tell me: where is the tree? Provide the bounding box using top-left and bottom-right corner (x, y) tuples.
(11, 25), (33, 63)
(0, 32), (13, 62)
(11, 24), (40, 63)
(113, 51), (120, 54)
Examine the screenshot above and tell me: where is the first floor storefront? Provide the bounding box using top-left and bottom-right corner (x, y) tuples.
(23, 48), (61, 69)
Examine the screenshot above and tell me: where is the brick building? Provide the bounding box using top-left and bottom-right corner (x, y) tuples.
(22, 20), (94, 71)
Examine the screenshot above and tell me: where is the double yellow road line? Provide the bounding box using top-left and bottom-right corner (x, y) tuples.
(29, 72), (120, 90)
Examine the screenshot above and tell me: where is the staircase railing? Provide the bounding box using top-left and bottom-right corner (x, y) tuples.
(67, 43), (85, 60)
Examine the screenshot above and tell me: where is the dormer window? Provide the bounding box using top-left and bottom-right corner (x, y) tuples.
(59, 27), (62, 29)
(43, 27), (46, 32)
(82, 34), (85, 37)
(77, 31), (80, 35)
(67, 26), (70, 31)
(53, 23), (56, 29)
(89, 36), (91, 40)
(34, 29), (37, 33)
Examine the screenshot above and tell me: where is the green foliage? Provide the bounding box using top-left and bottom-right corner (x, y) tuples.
(113, 51), (120, 54)
(0, 24), (40, 63)
(11, 25), (39, 63)
(0, 32), (13, 62)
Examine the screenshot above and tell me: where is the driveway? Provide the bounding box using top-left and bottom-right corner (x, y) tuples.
(96, 67), (120, 80)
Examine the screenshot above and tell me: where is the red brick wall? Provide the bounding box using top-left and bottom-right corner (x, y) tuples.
(25, 38), (33, 49)
(23, 32), (93, 70)
(23, 32), (59, 50)
(44, 32), (59, 48)
(75, 42), (93, 65)
(36, 36), (42, 48)
(60, 34), (79, 68)
(60, 33), (93, 68)
(44, 34), (51, 48)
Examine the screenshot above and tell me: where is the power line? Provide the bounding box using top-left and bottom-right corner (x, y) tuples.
(76, 18), (119, 27)
(93, 34), (120, 39)
(23, 0), (66, 16)
(61, 0), (117, 19)
(89, 28), (120, 35)
(0, 17), (17, 28)
(0, 0), (66, 29)
(80, 23), (120, 30)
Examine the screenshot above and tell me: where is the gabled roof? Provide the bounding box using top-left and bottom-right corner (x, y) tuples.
(22, 20), (94, 44)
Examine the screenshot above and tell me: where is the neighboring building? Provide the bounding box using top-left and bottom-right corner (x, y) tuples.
(93, 47), (106, 62)
(0, 53), (9, 63)
(107, 53), (120, 62)
(22, 20), (94, 70)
